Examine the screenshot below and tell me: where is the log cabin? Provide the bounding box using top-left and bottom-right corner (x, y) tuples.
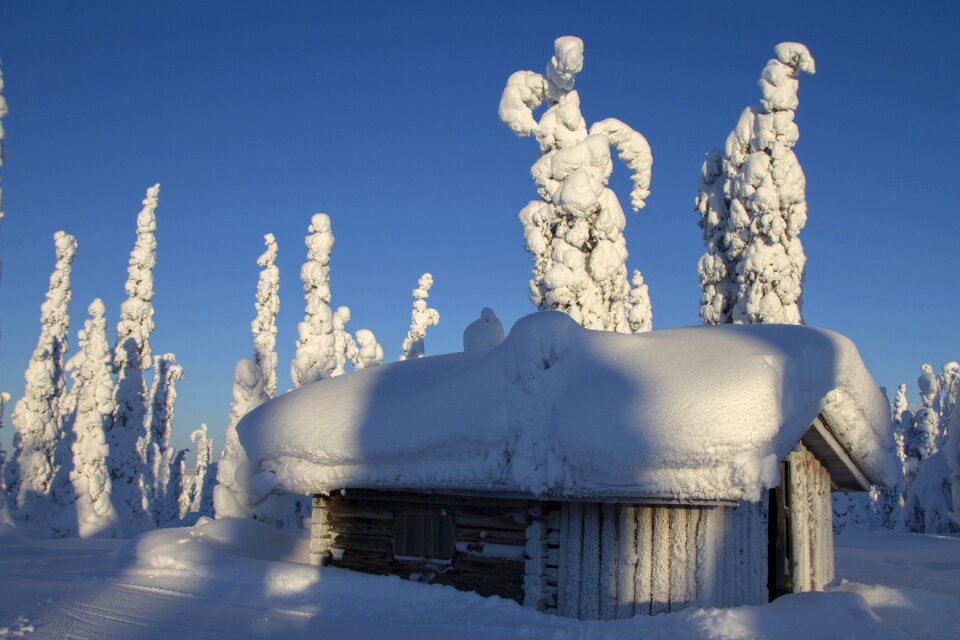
(238, 312), (896, 620)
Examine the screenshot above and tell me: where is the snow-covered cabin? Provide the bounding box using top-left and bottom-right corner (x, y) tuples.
(238, 312), (896, 620)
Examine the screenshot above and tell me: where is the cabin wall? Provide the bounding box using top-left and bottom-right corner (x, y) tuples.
(552, 500), (769, 620)
(784, 444), (834, 591)
(310, 490), (532, 602)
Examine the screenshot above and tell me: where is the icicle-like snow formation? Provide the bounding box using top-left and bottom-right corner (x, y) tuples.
(63, 299), (118, 537)
(7, 231), (77, 523)
(142, 353), (182, 525)
(109, 185), (160, 532)
(291, 214), (336, 387)
(500, 37), (653, 333)
(696, 43), (815, 325)
(399, 273), (440, 360)
(189, 424), (215, 515)
(251, 234), (279, 398)
(214, 357), (268, 519)
(463, 307), (505, 352)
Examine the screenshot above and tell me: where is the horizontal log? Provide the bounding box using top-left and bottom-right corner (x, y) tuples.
(335, 490), (536, 510)
(330, 532), (394, 554)
(327, 516), (396, 538)
(455, 526), (527, 545)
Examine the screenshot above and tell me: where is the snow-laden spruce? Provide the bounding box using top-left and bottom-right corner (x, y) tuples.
(291, 213), (383, 386)
(62, 299), (118, 537)
(142, 353), (182, 526)
(0, 391), (11, 526)
(166, 448), (190, 522)
(399, 273), (440, 360)
(214, 357), (268, 519)
(463, 307), (505, 352)
(6, 231), (77, 525)
(189, 424), (215, 516)
(110, 184), (160, 532)
(500, 37), (653, 333)
(696, 43), (815, 325)
(251, 234), (279, 398)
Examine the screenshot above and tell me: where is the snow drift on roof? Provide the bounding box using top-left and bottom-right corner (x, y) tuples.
(238, 312), (896, 502)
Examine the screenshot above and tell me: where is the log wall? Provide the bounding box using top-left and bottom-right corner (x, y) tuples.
(784, 444), (834, 591)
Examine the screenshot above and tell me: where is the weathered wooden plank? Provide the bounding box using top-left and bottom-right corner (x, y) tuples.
(650, 507), (670, 615)
(580, 503), (601, 620)
(326, 516), (395, 538)
(616, 504), (638, 619)
(329, 532), (394, 554)
(668, 508), (688, 612)
(455, 526), (527, 545)
(599, 503), (618, 620)
(635, 506), (654, 615)
(685, 507), (701, 606)
(559, 502), (583, 618)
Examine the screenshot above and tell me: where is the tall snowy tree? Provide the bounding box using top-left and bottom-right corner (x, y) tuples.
(214, 357), (268, 519)
(499, 37), (653, 333)
(291, 213), (383, 385)
(696, 43), (816, 325)
(142, 353), (183, 525)
(109, 183), (160, 533)
(399, 273), (440, 360)
(291, 214), (337, 387)
(62, 299), (118, 537)
(166, 448), (190, 523)
(189, 424), (215, 516)
(0, 392), (11, 526)
(251, 233), (280, 398)
(6, 231), (77, 526)
(939, 362), (959, 443)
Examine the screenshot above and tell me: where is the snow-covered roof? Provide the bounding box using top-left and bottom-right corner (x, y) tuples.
(238, 312), (897, 503)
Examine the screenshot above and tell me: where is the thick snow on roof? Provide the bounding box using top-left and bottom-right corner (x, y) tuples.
(239, 312), (896, 502)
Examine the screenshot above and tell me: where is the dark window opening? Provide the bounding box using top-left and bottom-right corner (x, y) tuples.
(394, 513), (455, 562)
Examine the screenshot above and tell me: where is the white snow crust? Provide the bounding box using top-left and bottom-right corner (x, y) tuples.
(239, 312), (895, 502)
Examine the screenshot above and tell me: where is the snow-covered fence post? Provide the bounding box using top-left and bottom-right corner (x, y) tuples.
(499, 37), (653, 333)
(62, 299), (119, 537)
(399, 273), (440, 360)
(252, 233), (280, 399)
(696, 43), (815, 325)
(7, 231), (77, 525)
(109, 184), (160, 533)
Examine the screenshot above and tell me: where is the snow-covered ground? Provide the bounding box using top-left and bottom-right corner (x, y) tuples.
(0, 519), (956, 639)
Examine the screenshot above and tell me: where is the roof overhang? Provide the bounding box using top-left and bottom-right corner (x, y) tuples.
(800, 415), (872, 491)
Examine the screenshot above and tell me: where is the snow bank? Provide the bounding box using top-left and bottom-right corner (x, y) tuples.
(239, 312), (895, 502)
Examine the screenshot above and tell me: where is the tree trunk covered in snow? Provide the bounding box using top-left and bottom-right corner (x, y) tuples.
(62, 299), (118, 537)
(7, 231), (77, 527)
(499, 37), (653, 333)
(696, 43), (815, 325)
(110, 184), (160, 533)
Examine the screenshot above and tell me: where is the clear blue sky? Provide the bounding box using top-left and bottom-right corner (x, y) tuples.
(1, 1), (958, 457)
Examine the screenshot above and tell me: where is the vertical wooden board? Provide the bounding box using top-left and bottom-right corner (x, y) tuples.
(787, 450), (810, 592)
(615, 505), (638, 619)
(685, 508), (701, 606)
(559, 501), (583, 618)
(668, 508), (688, 612)
(823, 466), (835, 585)
(635, 506), (654, 615)
(599, 503), (619, 620)
(650, 507), (671, 614)
(749, 499), (768, 604)
(732, 504), (744, 604)
(580, 503), (601, 620)
(695, 507), (717, 607)
(809, 462), (821, 591)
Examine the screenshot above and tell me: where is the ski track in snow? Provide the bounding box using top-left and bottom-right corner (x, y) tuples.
(0, 522), (958, 639)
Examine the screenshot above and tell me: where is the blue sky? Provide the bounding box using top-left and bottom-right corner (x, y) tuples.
(1, 1), (958, 456)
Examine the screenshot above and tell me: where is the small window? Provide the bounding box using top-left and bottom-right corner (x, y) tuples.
(394, 513), (455, 562)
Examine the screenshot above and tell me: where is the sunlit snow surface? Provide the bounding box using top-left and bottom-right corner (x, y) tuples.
(239, 312), (895, 502)
(0, 518), (957, 639)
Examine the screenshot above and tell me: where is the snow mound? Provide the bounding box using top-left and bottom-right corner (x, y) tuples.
(239, 312), (895, 502)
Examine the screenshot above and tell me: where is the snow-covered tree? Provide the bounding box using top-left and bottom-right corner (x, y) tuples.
(142, 353), (183, 525)
(696, 43), (815, 325)
(109, 184), (160, 532)
(463, 308), (505, 352)
(251, 233), (279, 398)
(499, 36), (653, 333)
(399, 273), (440, 360)
(189, 424), (215, 516)
(626, 270), (652, 333)
(945, 405), (960, 526)
(62, 299), (118, 537)
(214, 357), (268, 519)
(939, 362), (959, 443)
(161, 448), (189, 524)
(0, 392), (11, 526)
(6, 231), (77, 525)
(291, 213), (384, 384)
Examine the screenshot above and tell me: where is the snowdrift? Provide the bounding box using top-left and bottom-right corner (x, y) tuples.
(239, 312), (896, 502)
